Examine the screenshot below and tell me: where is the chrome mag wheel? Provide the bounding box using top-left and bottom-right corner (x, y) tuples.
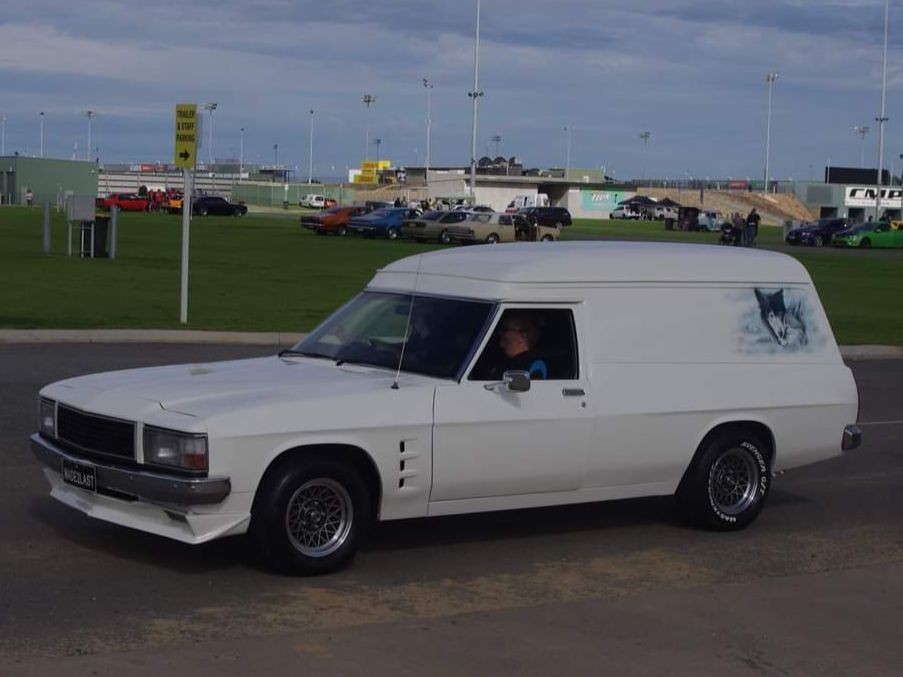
(707, 448), (760, 516)
(285, 478), (354, 558)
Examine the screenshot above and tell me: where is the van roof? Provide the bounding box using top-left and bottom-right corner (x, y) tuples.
(372, 241), (812, 289)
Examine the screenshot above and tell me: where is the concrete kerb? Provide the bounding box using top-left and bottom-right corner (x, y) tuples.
(0, 330), (900, 359)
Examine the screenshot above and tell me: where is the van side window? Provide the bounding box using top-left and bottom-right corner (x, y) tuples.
(469, 308), (578, 381)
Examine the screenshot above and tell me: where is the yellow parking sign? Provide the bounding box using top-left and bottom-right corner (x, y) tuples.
(174, 104), (198, 168)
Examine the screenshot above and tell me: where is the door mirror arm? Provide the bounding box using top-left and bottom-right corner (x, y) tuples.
(483, 370), (531, 393)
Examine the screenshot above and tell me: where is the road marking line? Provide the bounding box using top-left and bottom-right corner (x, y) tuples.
(859, 420), (903, 426)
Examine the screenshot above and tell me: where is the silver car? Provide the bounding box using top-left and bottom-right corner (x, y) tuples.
(400, 211), (469, 243)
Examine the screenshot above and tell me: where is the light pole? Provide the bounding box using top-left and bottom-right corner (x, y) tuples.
(564, 126), (572, 176)
(1, 114), (6, 156)
(361, 94), (376, 160)
(468, 0), (483, 197)
(422, 79), (433, 172)
(639, 131), (650, 180)
(491, 134), (501, 157)
(201, 102), (217, 164)
(374, 138), (382, 165)
(873, 0), (890, 219)
(273, 143), (279, 180)
(764, 71), (779, 191)
(239, 127), (245, 178)
(854, 125), (870, 167)
(39, 111), (45, 158)
(84, 110), (96, 161)
(899, 153), (903, 186)
(307, 109), (314, 184)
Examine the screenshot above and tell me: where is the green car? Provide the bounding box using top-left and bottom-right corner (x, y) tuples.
(832, 222), (903, 248)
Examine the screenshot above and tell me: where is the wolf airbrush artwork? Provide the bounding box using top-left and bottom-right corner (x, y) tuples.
(735, 287), (826, 354)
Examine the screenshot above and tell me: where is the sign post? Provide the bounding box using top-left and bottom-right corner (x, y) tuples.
(174, 104), (198, 324)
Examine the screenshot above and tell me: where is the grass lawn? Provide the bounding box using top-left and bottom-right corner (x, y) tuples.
(1, 208), (901, 344)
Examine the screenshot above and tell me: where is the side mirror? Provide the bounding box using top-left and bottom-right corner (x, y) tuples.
(503, 370), (531, 393)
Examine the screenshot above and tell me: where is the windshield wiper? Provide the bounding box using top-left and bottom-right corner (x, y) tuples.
(335, 357), (393, 370)
(278, 349), (331, 359)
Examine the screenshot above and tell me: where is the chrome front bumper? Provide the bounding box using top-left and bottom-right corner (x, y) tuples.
(842, 425), (863, 451)
(31, 433), (231, 506)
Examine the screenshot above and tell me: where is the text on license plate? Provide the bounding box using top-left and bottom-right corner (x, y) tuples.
(62, 459), (97, 492)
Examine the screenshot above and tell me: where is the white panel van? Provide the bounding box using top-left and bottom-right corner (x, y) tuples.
(32, 242), (861, 574)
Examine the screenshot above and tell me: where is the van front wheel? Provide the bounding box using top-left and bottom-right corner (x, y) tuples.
(250, 458), (371, 575)
(677, 431), (770, 531)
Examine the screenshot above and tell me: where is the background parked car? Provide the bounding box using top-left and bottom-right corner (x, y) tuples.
(514, 213), (561, 241)
(785, 217), (850, 246)
(192, 196), (247, 217)
(363, 200), (394, 212)
(400, 211), (469, 243)
(518, 206), (572, 228)
(98, 193), (148, 212)
(447, 213), (519, 244)
(652, 205), (679, 220)
(301, 206), (366, 235)
(697, 211), (728, 232)
(610, 205), (642, 220)
(347, 208), (421, 239)
(832, 221), (903, 248)
(165, 192), (184, 214)
(299, 194), (337, 209)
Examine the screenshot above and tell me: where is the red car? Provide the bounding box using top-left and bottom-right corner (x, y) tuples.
(300, 206), (366, 235)
(98, 193), (149, 212)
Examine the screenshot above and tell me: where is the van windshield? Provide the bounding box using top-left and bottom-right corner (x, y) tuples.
(291, 292), (494, 379)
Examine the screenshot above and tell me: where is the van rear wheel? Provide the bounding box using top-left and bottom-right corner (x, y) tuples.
(677, 430), (770, 530)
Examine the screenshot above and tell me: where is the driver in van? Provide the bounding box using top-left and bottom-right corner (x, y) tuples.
(487, 312), (548, 380)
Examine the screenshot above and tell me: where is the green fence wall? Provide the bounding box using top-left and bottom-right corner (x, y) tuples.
(0, 157), (98, 206)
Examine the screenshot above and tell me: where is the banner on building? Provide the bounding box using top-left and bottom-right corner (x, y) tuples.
(581, 190), (630, 211)
(844, 186), (903, 208)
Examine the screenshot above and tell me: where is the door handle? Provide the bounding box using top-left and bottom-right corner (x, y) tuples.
(562, 388), (585, 397)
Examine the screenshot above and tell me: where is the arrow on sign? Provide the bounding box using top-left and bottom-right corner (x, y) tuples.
(179, 149), (191, 161)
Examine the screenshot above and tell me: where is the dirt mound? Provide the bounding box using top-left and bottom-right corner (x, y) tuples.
(639, 188), (815, 225)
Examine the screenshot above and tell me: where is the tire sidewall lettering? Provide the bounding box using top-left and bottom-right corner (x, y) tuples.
(706, 439), (768, 524)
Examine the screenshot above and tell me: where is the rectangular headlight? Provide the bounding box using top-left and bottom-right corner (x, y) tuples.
(143, 426), (208, 472)
(39, 398), (56, 437)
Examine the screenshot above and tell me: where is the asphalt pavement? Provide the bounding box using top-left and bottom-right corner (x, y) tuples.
(1, 343), (901, 676)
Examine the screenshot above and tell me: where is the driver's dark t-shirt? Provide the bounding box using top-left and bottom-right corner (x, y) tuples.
(483, 350), (548, 381)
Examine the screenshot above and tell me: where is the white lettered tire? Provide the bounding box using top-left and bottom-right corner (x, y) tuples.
(677, 430), (770, 530)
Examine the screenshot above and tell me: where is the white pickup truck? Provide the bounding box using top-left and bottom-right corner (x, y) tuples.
(32, 243), (861, 574)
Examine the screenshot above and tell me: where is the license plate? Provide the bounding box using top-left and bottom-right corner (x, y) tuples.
(62, 458), (97, 492)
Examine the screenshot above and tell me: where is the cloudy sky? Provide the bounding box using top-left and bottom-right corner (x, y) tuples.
(1, 0), (901, 180)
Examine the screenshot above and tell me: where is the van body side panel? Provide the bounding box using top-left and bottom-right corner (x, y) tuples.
(581, 284), (856, 489)
(584, 363), (858, 490)
(584, 285), (840, 366)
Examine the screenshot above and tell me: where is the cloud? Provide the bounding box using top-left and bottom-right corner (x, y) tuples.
(0, 0), (899, 179)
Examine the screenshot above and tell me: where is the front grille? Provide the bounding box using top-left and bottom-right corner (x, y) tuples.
(57, 405), (135, 461)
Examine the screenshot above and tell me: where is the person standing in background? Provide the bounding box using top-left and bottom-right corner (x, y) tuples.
(746, 208), (760, 247)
